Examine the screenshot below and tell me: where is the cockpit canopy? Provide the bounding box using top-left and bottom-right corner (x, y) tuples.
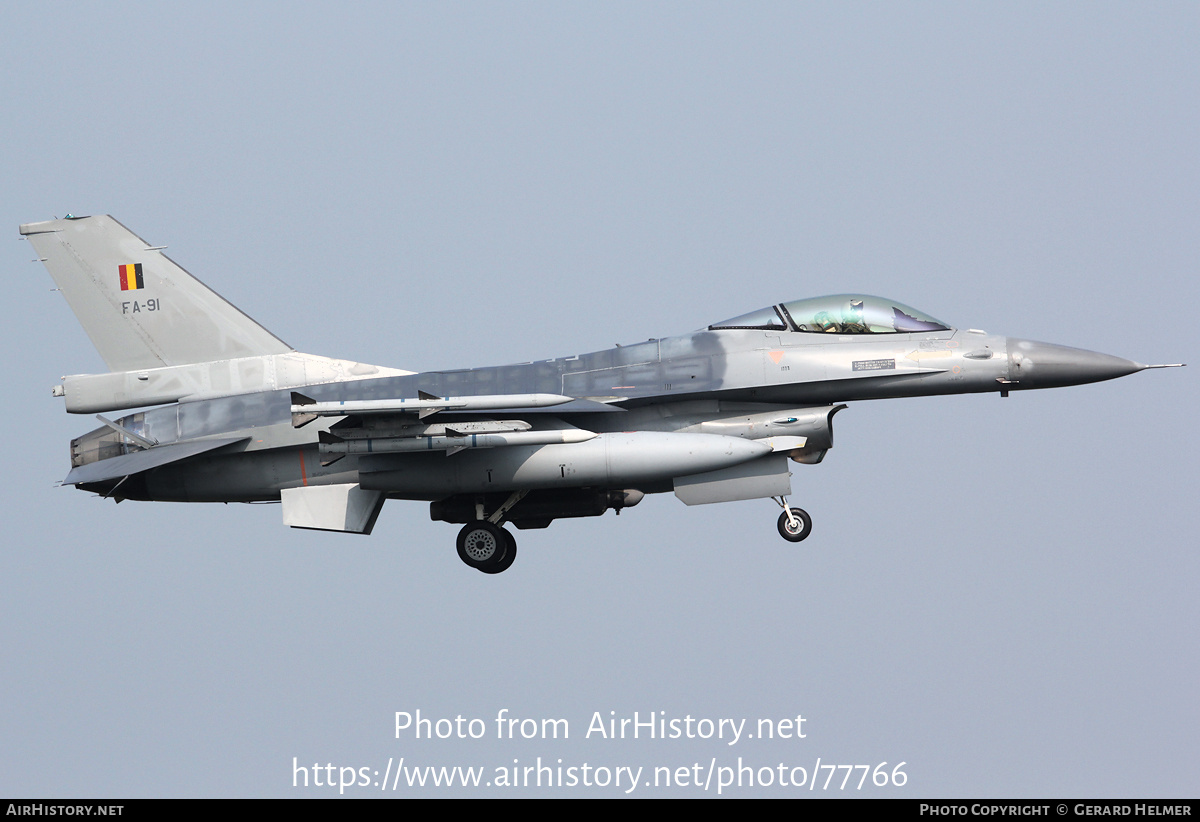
(710, 294), (950, 335)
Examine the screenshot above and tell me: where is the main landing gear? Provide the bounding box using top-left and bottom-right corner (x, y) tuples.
(456, 520), (517, 574)
(455, 490), (527, 574)
(773, 496), (812, 543)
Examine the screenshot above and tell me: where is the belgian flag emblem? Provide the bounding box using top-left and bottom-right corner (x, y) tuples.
(118, 263), (144, 291)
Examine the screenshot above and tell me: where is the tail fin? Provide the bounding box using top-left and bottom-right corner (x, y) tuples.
(21, 214), (292, 371)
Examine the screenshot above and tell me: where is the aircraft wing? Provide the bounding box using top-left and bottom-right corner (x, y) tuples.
(64, 437), (249, 486)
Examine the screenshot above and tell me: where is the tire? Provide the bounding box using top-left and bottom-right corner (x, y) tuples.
(479, 530), (517, 574)
(777, 507), (812, 542)
(456, 521), (509, 570)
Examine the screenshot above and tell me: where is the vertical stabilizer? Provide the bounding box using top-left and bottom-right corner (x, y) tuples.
(21, 215), (293, 371)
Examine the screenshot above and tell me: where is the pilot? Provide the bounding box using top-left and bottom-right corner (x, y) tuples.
(840, 298), (871, 333)
(811, 310), (842, 333)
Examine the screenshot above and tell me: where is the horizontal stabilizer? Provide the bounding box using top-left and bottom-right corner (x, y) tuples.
(64, 436), (248, 486)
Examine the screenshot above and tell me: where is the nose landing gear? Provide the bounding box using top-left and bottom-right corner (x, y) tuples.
(773, 497), (812, 542)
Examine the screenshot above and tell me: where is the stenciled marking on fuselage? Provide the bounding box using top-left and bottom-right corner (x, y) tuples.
(120, 299), (161, 314)
(852, 359), (896, 372)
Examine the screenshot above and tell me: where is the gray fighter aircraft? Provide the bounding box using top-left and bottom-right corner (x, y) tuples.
(23, 214), (1183, 573)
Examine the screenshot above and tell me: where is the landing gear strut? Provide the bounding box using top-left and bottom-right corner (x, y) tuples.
(773, 497), (812, 543)
(456, 490), (528, 573)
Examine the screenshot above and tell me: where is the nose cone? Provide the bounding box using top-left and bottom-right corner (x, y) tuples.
(1006, 338), (1144, 389)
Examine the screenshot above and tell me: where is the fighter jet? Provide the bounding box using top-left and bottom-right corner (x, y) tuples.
(22, 215), (1182, 573)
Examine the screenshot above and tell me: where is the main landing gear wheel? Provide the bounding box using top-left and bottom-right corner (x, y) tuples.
(777, 507), (813, 543)
(479, 530), (517, 575)
(456, 521), (517, 573)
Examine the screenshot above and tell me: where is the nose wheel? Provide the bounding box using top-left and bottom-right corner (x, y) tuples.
(456, 520), (518, 573)
(773, 497), (812, 543)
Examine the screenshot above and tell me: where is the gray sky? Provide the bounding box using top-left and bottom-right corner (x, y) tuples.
(2, 2), (1196, 797)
